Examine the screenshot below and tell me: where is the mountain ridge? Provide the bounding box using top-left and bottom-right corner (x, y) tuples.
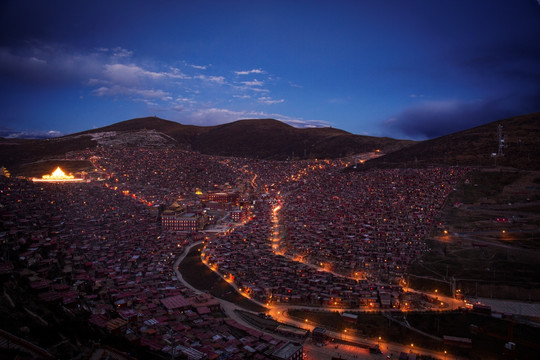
(363, 112), (540, 170)
(69, 116), (414, 159)
(2, 112), (539, 173)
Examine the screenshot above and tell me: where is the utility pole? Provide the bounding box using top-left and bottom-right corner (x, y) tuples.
(497, 124), (505, 157)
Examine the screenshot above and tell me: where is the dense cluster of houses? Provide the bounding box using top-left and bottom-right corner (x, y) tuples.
(68, 147), (245, 207)
(279, 167), (467, 281)
(0, 148), (318, 359)
(203, 196), (402, 309)
(203, 166), (466, 308)
(0, 146), (466, 358)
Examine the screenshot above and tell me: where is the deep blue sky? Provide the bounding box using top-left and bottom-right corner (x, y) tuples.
(1, 0), (540, 140)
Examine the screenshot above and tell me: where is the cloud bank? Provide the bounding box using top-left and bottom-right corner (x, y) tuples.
(0, 42), (309, 131)
(383, 99), (518, 139)
(172, 107), (329, 129)
(384, 43), (540, 139)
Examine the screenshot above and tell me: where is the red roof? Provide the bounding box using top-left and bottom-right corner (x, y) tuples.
(160, 294), (191, 310)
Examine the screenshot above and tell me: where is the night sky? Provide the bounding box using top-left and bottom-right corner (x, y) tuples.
(1, 0), (540, 140)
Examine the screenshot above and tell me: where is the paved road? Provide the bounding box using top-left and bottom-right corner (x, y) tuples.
(174, 244), (465, 360)
(472, 297), (540, 317)
(173, 240), (204, 294)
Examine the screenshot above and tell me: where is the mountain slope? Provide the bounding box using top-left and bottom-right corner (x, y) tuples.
(75, 117), (414, 160)
(78, 116), (209, 145)
(367, 112), (540, 170)
(0, 117), (413, 172)
(192, 118), (413, 159)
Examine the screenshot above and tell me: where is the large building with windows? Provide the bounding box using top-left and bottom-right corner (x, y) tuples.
(230, 207), (250, 223)
(161, 212), (206, 232)
(207, 192), (239, 203)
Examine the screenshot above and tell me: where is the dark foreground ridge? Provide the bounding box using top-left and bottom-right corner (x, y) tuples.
(364, 112), (540, 170)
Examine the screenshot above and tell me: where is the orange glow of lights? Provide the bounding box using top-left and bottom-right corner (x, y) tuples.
(33, 166), (83, 182)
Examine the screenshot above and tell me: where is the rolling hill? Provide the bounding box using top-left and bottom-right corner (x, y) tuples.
(0, 117), (413, 173)
(77, 117), (413, 159)
(365, 112), (540, 170)
(2, 112), (539, 174)
(189, 119), (411, 159)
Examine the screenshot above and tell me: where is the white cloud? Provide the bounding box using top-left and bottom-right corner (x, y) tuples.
(191, 64), (207, 70)
(280, 119), (331, 128)
(182, 108), (287, 126)
(178, 107), (330, 129)
(100, 63), (190, 89)
(249, 87), (270, 93)
(234, 69), (265, 75)
(195, 75), (226, 84)
(258, 96), (284, 104)
(175, 96), (196, 104)
(28, 56), (47, 65)
(112, 47), (133, 58)
(87, 78), (108, 86)
(207, 75), (225, 84)
(4, 129), (63, 139)
(242, 79), (264, 87)
(130, 88), (172, 101)
(103, 63), (166, 85)
(185, 108), (254, 125)
(168, 67), (191, 79)
(94, 46), (132, 58)
(93, 85), (171, 101)
(231, 84), (270, 94)
(134, 98), (158, 106)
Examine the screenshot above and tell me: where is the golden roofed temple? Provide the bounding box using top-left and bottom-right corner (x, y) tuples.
(32, 166), (84, 183)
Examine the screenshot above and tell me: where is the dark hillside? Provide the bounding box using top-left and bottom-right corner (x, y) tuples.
(0, 116), (411, 172)
(366, 112), (540, 170)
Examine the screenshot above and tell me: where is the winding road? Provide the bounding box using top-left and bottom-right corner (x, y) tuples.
(173, 240), (464, 359)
